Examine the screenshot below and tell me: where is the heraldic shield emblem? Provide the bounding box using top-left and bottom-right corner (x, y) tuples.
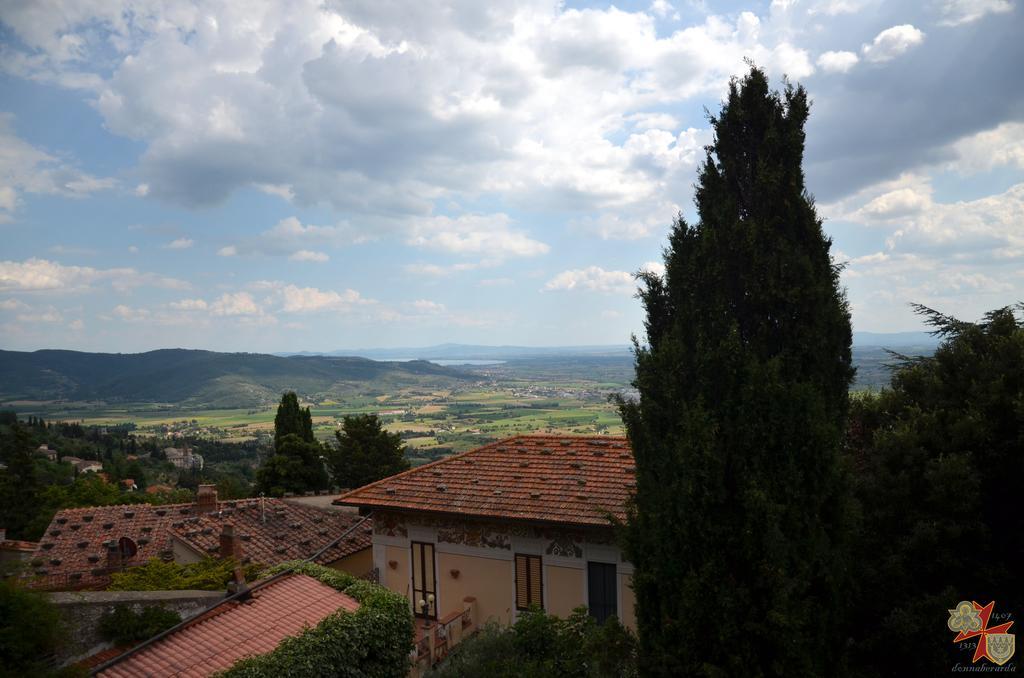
(948, 600), (1016, 666)
(986, 633), (1015, 666)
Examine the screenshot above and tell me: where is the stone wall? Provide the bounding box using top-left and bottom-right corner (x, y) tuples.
(47, 589), (225, 666)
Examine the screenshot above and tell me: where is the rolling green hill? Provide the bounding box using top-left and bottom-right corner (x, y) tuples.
(0, 349), (472, 408)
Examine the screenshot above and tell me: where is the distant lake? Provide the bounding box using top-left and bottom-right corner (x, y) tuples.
(378, 358), (507, 366)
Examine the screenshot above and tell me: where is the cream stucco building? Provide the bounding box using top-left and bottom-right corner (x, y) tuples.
(335, 435), (636, 632)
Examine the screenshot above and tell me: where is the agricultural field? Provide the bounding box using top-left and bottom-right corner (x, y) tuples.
(20, 356), (634, 466)
(30, 389), (623, 466)
(5, 349), (919, 468)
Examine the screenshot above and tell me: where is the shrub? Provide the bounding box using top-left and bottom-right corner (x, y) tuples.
(98, 605), (181, 645)
(428, 607), (637, 678)
(218, 561), (414, 678)
(0, 578), (84, 678)
(107, 558), (262, 592)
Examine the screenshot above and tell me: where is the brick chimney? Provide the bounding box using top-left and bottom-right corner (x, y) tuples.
(219, 523), (242, 560)
(106, 542), (122, 571)
(197, 484), (218, 514)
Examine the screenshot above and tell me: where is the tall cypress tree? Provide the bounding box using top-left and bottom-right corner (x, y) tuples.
(260, 391), (326, 496)
(273, 392), (314, 447)
(619, 67), (854, 676)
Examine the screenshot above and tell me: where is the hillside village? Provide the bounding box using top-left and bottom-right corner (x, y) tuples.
(1, 404), (638, 676)
(0, 3), (1020, 672)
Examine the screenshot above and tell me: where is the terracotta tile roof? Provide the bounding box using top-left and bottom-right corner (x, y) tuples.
(29, 499), (372, 589)
(168, 499), (372, 565)
(97, 573), (359, 677)
(74, 646), (129, 671)
(335, 435), (635, 527)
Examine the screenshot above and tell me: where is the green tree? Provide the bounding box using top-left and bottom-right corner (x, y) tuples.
(0, 579), (68, 677)
(0, 425), (42, 541)
(847, 304), (1023, 675)
(618, 67), (853, 676)
(327, 414), (409, 489)
(256, 434), (328, 496)
(273, 391), (313, 446)
(257, 392), (327, 496)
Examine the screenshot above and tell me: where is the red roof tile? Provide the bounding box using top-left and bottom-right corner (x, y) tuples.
(335, 435), (635, 527)
(29, 499), (371, 589)
(97, 573), (359, 677)
(169, 499), (372, 565)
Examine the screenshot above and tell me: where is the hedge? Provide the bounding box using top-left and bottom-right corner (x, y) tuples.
(107, 557), (264, 592)
(98, 604), (182, 645)
(217, 561), (414, 678)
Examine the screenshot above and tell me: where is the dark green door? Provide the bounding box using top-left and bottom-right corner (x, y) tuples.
(587, 561), (617, 624)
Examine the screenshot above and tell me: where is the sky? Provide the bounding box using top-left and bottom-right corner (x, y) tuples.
(0, 0), (1021, 353)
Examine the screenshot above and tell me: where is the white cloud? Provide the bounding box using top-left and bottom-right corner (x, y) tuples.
(860, 186), (933, 220)
(280, 285), (368, 313)
(68, 318), (84, 331)
(169, 298), (208, 311)
(862, 25), (924, 63)
(938, 0), (1013, 25)
(404, 261), (489, 277)
(948, 122), (1024, 173)
(641, 260), (666, 277)
(255, 183), (295, 201)
(222, 217), (358, 259)
(479, 277), (514, 287)
(15, 305), (63, 323)
(831, 175), (1024, 260)
(649, 0), (675, 19)
(0, 298), (29, 311)
(408, 214), (549, 257)
(807, 0), (870, 15)
(210, 292), (263, 317)
(410, 299), (446, 314)
(0, 113), (115, 221)
(134, 183), (149, 196)
(164, 237), (194, 250)
(0, 1), (836, 241)
(111, 304), (149, 321)
(288, 249), (329, 262)
(817, 50), (859, 73)
(543, 266), (636, 294)
(0, 258), (187, 292)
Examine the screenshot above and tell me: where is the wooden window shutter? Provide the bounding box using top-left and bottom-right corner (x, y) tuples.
(515, 554), (543, 611)
(529, 555), (542, 607)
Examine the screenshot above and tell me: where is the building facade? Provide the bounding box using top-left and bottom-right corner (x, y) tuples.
(336, 435), (636, 630)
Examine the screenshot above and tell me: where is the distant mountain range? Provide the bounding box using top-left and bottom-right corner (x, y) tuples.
(0, 349), (471, 408)
(0, 332), (938, 408)
(281, 332), (939, 360)
(278, 343), (634, 360)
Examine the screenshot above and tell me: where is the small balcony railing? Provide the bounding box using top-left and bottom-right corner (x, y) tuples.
(413, 596), (477, 671)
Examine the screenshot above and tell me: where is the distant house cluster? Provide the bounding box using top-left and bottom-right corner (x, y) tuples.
(61, 456), (104, 474)
(36, 444), (57, 461)
(163, 446), (204, 471)
(35, 443), (108, 473)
